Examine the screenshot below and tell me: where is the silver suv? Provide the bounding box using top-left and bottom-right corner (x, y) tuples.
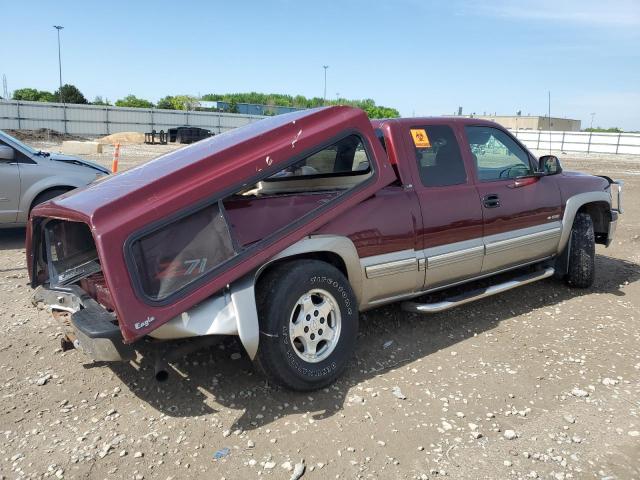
(0, 130), (109, 228)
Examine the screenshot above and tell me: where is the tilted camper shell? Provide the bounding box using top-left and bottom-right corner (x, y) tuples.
(27, 106), (396, 362)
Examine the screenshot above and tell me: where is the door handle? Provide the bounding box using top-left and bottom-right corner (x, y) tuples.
(483, 193), (500, 208)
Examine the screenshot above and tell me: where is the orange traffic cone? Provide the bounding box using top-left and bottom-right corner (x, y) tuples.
(111, 143), (120, 173)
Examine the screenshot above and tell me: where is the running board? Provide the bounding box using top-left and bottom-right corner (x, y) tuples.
(401, 267), (555, 314)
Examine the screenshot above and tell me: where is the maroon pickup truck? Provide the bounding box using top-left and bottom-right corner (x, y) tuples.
(28, 106), (622, 391)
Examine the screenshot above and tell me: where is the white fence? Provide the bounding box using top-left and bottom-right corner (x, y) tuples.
(511, 129), (640, 155)
(2, 100), (639, 155)
(0, 100), (265, 137)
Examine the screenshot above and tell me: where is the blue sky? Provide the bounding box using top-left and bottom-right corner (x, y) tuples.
(2, 0), (639, 130)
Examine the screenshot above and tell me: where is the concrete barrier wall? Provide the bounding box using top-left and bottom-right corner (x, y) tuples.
(511, 129), (640, 155)
(0, 100), (265, 137)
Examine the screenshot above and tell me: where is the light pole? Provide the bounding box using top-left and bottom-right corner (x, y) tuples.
(590, 112), (596, 130)
(322, 65), (329, 105)
(53, 25), (64, 103)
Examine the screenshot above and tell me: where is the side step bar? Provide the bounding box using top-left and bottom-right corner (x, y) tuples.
(402, 267), (555, 314)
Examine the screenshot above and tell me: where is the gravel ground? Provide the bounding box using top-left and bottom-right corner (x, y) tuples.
(1, 142), (639, 479)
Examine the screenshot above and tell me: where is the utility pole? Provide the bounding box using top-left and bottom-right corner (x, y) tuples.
(323, 65), (329, 105)
(548, 90), (552, 154)
(590, 112), (596, 130)
(53, 25), (64, 102)
(2, 74), (8, 100)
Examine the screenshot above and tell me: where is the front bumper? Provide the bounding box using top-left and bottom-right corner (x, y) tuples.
(32, 285), (135, 362)
(607, 210), (619, 247)
(611, 180), (624, 214)
(606, 180), (623, 247)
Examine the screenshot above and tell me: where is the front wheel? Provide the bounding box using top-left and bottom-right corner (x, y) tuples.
(255, 260), (358, 391)
(565, 212), (595, 288)
(30, 188), (70, 213)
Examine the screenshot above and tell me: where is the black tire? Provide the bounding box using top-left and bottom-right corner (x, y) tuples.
(255, 259), (358, 391)
(565, 212), (595, 288)
(30, 188), (70, 212)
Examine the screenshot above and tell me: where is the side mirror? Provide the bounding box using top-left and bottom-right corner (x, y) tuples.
(539, 155), (562, 175)
(0, 145), (15, 161)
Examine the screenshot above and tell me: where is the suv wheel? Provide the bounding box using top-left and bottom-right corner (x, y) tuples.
(255, 260), (358, 391)
(31, 188), (69, 212)
(565, 212), (595, 288)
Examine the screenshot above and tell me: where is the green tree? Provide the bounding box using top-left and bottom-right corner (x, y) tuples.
(292, 95), (307, 108)
(584, 127), (623, 133)
(156, 95), (199, 110)
(92, 96), (111, 106)
(39, 91), (57, 102)
(115, 95), (154, 108)
(200, 92), (401, 118)
(12, 88), (56, 102)
(54, 84), (88, 104)
(13, 88), (40, 101)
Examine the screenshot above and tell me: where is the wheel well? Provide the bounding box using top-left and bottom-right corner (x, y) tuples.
(577, 201), (610, 245)
(257, 251), (349, 282)
(30, 186), (74, 212)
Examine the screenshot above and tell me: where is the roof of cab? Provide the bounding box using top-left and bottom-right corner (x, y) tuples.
(372, 116), (504, 128)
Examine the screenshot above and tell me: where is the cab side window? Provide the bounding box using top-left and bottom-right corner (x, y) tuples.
(465, 126), (533, 181)
(410, 125), (467, 187)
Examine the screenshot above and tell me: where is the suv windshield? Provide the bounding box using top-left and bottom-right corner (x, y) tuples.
(0, 130), (38, 155)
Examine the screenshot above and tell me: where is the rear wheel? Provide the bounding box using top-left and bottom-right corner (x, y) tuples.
(565, 212), (595, 288)
(255, 260), (358, 391)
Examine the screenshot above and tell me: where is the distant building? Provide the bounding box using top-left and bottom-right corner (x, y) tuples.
(462, 115), (581, 131)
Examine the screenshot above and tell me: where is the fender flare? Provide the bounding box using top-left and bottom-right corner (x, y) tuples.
(258, 234), (363, 303)
(240, 234), (362, 359)
(557, 191), (610, 254)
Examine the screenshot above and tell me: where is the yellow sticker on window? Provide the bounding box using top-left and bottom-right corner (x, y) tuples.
(410, 129), (431, 148)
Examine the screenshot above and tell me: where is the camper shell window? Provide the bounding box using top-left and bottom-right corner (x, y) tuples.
(126, 132), (375, 303)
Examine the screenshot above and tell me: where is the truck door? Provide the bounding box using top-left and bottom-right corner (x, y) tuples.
(463, 125), (562, 273)
(0, 143), (21, 223)
(403, 123), (484, 289)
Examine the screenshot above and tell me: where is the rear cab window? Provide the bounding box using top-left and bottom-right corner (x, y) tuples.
(408, 125), (467, 187)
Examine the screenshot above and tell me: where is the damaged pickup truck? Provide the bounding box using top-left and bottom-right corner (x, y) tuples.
(29, 106), (623, 391)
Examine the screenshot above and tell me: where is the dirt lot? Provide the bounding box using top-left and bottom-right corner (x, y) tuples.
(1, 143), (639, 479)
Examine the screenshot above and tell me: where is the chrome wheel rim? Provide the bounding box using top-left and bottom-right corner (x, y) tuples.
(288, 288), (341, 363)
